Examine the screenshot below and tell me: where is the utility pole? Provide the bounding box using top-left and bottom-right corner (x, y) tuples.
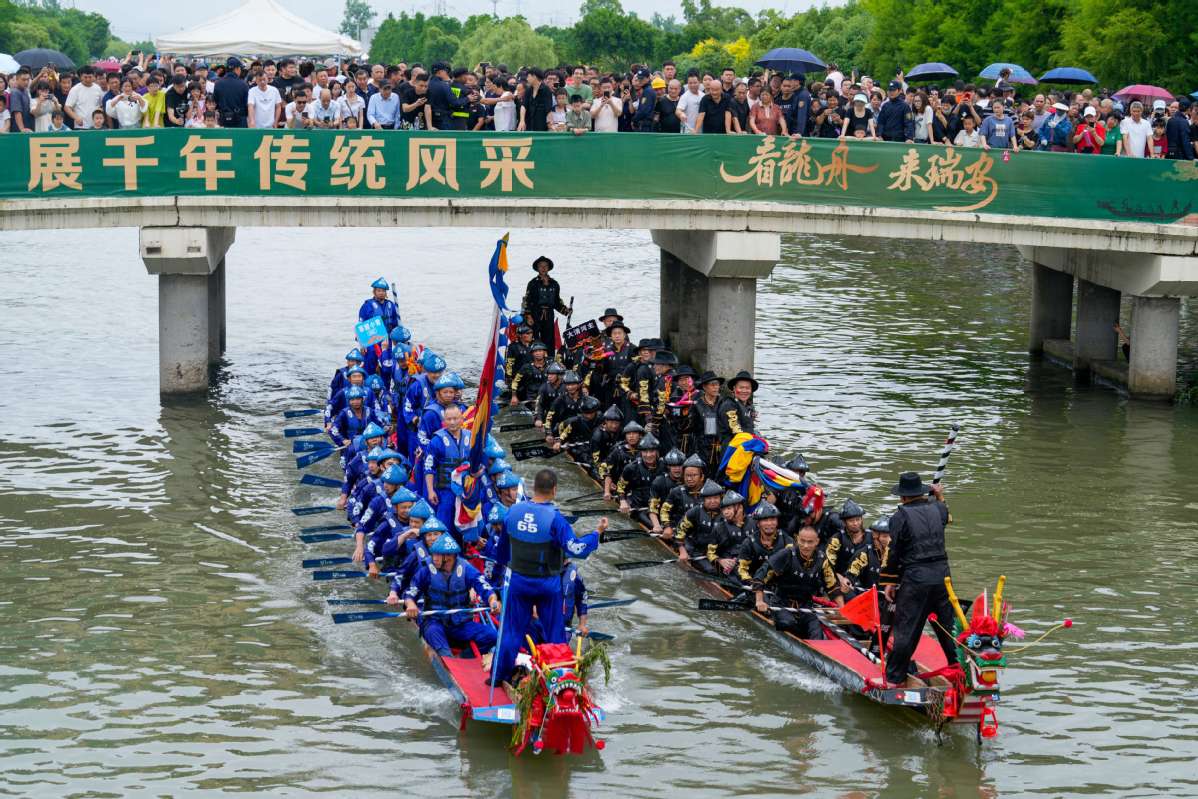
(490, 0), (498, 18)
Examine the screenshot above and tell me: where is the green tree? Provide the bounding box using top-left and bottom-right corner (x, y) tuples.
(455, 17), (557, 72)
(1060, 1), (1168, 88)
(572, 5), (659, 69)
(338, 0), (376, 38)
(423, 24), (460, 64)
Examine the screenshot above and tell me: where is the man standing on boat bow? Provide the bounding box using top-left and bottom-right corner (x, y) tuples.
(489, 468), (606, 686)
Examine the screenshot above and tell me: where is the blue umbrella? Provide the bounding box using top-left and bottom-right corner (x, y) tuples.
(906, 62), (958, 81)
(1190, 91), (1198, 100)
(1039, 66), (1098, 85)
(755, 47), (827, 75)
(979, 62), (1037, 85)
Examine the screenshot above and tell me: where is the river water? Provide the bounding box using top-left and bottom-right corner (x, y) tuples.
(2, 226), (1196, 798)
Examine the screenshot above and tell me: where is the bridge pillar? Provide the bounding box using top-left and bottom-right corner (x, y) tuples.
(141, 227), (235, 395)
(1128, 296), (1180, 400)
(1028, 263), (1073, 354)
(650, 230), (780, 376)
(659, 250), (683, 349)
(1074, 278), (1121, 374)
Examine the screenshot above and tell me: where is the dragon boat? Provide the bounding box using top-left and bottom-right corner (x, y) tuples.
(522, 436), (1041, 743)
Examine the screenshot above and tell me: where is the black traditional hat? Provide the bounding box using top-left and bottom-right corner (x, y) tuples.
(892, 471), (932, 497)
(727, 370), (759, 391)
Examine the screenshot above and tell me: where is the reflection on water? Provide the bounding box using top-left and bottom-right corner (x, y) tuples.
(1, 226), (1196, 797)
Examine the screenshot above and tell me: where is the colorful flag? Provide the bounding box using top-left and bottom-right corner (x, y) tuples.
(840, 587), (880, 632)
(718, 432), (769, 508)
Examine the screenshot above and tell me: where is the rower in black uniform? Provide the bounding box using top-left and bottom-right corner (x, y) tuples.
(615, 432), (663, 526)
(660, 454), (705, 540)
(590, 405), (624, 478)
(648, 448), (686, 536)
(675, 479), (725, 574)
(878, 471), (957, 689)
(510, 342), (549, 407)
(754, 524), (843, 640)
(692, 371), (724, 473)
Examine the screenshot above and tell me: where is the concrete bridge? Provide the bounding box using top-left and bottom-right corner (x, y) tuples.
(2, 130), (1197, 399)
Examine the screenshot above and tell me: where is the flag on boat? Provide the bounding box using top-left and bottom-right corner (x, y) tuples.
(456, 234), (515, 535)
(718, 433), (769, 507)
(840, 586), (881, 632)
(753, 457), (806, 494)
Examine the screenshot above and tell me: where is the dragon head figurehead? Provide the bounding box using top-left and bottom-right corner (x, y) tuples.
(946, 575), (1011, 697)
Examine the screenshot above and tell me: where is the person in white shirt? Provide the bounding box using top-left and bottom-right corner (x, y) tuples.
(589, 78), (623, 132)
(1119, 101), (1152, 158)
(953, 114), (981, 148)
(337, 80), (365, 128)
(247, 71), (283, 129)
(64, 66), (106, 129)
(676, 72), (704, 133)
(105, 77), (146, 128)
(492, 79), (517, 132)
(310, 88), (341, 128)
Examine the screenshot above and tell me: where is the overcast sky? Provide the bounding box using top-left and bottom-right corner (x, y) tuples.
(73, 0), (825, 45)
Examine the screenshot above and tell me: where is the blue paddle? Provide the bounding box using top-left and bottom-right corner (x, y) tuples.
(296, 448), (340, 469)
(567, 626), (614, 642)
(300, 474), (342, 489)
(326, 598), (388, 605)
(332, 607), (478, 624)
(303, 556), (353, 569)
(284, 427), (323, 438)
(300, 523), (350, 533)
(292, 505), (337, 516)
(294, 440), (334, 453)
(312, 569), (396, 581)
(284, 409), (321, 418)
(299, 531), (355, 543)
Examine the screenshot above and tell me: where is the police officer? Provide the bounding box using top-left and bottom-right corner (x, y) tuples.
(359, 277), (400, 330)
(490, 468), (603, 685)
(876, 79), (915, 142)
(522, 257), (571, 359)
(878, 472), (956, 688)
(427, 61), (471, 130)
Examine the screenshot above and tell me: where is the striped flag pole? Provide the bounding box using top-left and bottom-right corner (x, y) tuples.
(931, 423), (960, 486)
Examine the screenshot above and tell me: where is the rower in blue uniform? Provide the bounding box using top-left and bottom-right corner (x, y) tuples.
(490, 468), (605, 686)
(403, 351), (446, 467)
(359, 277), (400, 331)
(342, 443), (385, 514)
(404, 533), (501, 658)
(330, 387), (385, 448)
(418, 372), (466, 455)
(325, 366), (368, 426)
(387, 513), (441, 603)
(423, 405), (475, 536)
(353, 465), (411, 570)
(329, 349), (365, 400)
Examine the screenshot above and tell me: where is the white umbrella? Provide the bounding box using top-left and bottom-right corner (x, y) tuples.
(0, 53), (22, 73)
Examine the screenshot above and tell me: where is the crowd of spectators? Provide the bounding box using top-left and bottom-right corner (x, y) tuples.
(1, 52), (1195, 159)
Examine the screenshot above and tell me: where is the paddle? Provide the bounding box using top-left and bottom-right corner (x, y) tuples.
(332, 607), (481, 624)
(568, 489), (604, 502)
(600, 529), (654, 543)
(303, 556), (353, 569)
(498, 421), (535, 433)
(292, 505), (337, 516)
(293, 440), (334, 453)
(312, 569), (396, 582)
(614, 558), (677, 571)
(567, 626), (614, 642)
(511, 441), (587, 462)
(566, 506), (642, 516)
(284, 427), (323, 438)
(296, 447), (343, 469)
(300, 523), (351, 533)
(299, 531), (355, 543)
(327, 598), (388, 605)
(323, 597), (636, 610)
(300, 474), (342, 489)
(585, 598), (637, 610)
(284, 409), (321, 418)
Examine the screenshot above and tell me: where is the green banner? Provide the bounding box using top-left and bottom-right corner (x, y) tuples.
(3, 129), (1196, 223)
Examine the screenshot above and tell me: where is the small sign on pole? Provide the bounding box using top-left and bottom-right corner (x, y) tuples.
(355, 315), (387, 348)
(563, 319), (600, 350)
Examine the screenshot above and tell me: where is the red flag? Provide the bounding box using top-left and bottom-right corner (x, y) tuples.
(553, 319), (563, 353)
(840, 587), (880, 631)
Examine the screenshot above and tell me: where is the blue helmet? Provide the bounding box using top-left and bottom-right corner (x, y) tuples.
(379, 448), (403, 463)
(366, 446), (386, 463)
(366, 374), (384, 391)
(410, 499), (433, 520)
(463, 527), (481, 544)
(422, 352), (446, 373)
(484, 441), (506, 460)
(362, 422), (385, 439)
(346, 386), (368, 400)
(346, 366), (367, 378)
(392, 486), (419, 504)
(346, 348), (364, 362)
(382, 464), (408, 485)
(433, 373), (456, 391)
(445, 372), (465, 390)
(390, 325), (412, 343)
(496, 471), (523, 490)
(430, 533), (460, 555)
(371, 277), (389, 290)
(487, 504), (508, 525)
(421, 516), (447, 533)
(488, 459), (512, 476)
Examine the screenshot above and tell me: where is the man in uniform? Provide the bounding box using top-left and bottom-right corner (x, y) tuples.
(616, 433), (663, 527)
(675, 479), (726, 573)
(824, 498), (869, 592)
(544, 370), (583, 436)
(711, 490), (748, 575)
(591, 319), (633, 408)
(717, 371), (758, 447)
(692, 371), (724, 472)
(533, 362), (565, 427)
(754, 525), (843, 639)
(403, 351), (446, 462)
(522, 256), (571, 359)
(845, 516), (890, 595)
(648, 350), (678, 446)
(490, 468), (604, 685)
(590, 406), (624, 479)
(359, 277), (400, 331)
(659, 454), (706, 540)
(403, 533), (501, 658)
(552, 395), (601, 461)
(878, 472), (955, 689)
(504, 324), (534, 387)
(627, 339), (661, 427)
(423, 405), (475, 536)
(510, 343), (549, 406)
(876, 79), (915, 143)
(648, 449), (686, 535)
(737, 501), (792, 583)
(601, 420), (643, 500)
(800, 484), (843, 545)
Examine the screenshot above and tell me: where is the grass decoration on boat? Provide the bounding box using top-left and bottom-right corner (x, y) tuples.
(509, 637), (610, 755)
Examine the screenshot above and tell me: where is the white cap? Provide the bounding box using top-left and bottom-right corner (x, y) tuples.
(1152, 99), (1166, 110)
(1083, 105), (1096, 116)
(1052, 102), (1068, 111)
(853, 93), (868, 104)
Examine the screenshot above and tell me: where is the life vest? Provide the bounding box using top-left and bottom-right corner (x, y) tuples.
(427, 561), (471, 623)
(507, 502), (563, 578)
(432, 428), (469, 490)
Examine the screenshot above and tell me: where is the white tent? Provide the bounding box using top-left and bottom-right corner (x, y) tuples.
(155, 0), (363, 57)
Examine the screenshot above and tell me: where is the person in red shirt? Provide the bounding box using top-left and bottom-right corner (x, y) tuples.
(1150, 119), (1167, 158)
(1072, 106), (1105, 154)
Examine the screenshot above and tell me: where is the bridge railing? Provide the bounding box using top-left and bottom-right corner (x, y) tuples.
(4, 129), (1195, 224)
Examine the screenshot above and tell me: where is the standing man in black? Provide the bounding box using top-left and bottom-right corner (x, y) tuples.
(1165, 99), (1195, 160)
(427, 62), (471, 131)
(214, 57), (249, 127)
(878, 472), (956, 688)
(631, 68), (656, 132)
(790, 74), (812, 137)
(522, 256), (571, 359)
(876, 79), (915, 143)
(522, 68), (553, 132)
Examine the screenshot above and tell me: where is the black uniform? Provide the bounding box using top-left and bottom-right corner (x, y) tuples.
(590, 427), (621, 478)
(648, 473), (680, 526)
(660, 484), (701, 531)
(716, 396), (755, 447)
(712, 517), (748, 562)
(616, 457), (664, 513)
(807, 509), (845, 546)
(555, 413), (596, 461)
(630, 363), (656, 425)
(533, 378), (562, 425)
(505, 340), (532, 384)
(588, 341), (632, 408)
(876, 96), (915, 142)
(691, 395), (722, 472)
(676, 505), (723, 573)
(650, 372), (675, 447)
(601, 441), (637, 484)
(879, 497), (955, 684)
(512, 361), (548, 403)
(826, 529), (872, 581)
(736, 530), (792, 583)
(545, 389), (583, 433)
(754, 546), (840, 639)
(522, 276), (569, 358)
(845, 537), (887, 592)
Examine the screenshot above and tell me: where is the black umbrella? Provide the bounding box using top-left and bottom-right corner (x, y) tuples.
(14, 48), (76, 70)
(755, 47), (827, 75)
